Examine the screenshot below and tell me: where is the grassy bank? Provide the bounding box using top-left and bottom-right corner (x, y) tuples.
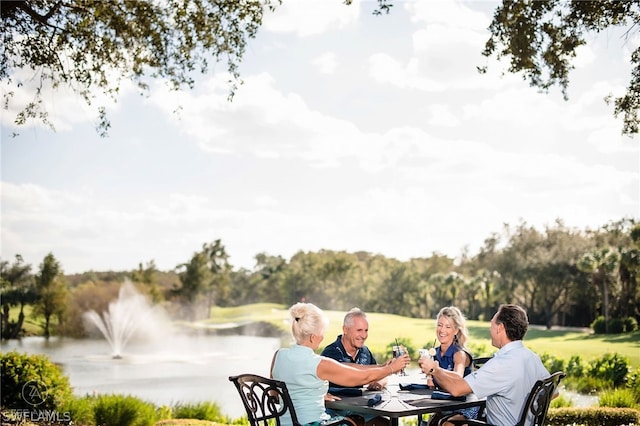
(208, 303), (640, 369)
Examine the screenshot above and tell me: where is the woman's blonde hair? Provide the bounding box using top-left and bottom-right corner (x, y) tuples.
(290, 302), (329, 344)
(436, 306), (469, 348)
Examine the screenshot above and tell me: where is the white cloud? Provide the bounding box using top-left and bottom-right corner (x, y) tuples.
(312, 52), (338, 74)
(262, 0), (360, 37)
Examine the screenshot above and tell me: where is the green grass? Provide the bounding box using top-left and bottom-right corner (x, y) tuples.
(208, 304), (640, 369)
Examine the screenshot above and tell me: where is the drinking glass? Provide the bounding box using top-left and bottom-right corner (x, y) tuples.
(392, 345), (406, 376)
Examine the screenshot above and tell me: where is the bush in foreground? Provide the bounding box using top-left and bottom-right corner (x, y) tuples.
(172, 401), (227, 422)
(547, 407), (640, 426)
(93, 394), (158, 426)
(1, 351), (73, 411)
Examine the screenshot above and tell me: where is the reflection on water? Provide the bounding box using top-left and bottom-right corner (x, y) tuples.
(1, 334), (282, 419)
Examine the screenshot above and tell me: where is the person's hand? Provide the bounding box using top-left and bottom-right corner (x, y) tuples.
(420, 358), (439, 374)
(324, 393), (341, 402)
(390, 353), (410, 373)
(367, 381), (384, 391)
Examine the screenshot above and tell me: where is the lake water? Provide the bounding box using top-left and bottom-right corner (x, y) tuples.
(1, 334), (282, 419)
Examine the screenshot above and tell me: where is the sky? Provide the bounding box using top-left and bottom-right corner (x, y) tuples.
(1, 0), (639, 275)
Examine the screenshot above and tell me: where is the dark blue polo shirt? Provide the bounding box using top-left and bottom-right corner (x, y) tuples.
(321, 335), (378, 388)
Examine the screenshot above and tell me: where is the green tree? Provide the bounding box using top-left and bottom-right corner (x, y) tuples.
(0, 255), (36, 339)
(33, 253), (68, 338)
(202, 239), (231, 311)
(131, 259), (163, 303)
(175, 251), (212, 320)
(577, 247), (620, 333)
(481, 0), (640, 135)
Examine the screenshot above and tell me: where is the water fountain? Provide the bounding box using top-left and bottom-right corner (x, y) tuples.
(83, 280), (171, 359)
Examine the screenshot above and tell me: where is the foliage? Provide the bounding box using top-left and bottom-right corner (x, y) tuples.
(547, 407), (640, 426)
(626, 367), (640, 402)
(592, 315), (639, 334)
(62, 395), (97, 426)
(481, 0), (640, 135)
(540, 353), (567, 375)
(0, 351), (73, 411)
(566, 354), (586, 378)
(171, 401), (227, 422)
(591, 316), (608, 334)
(1, 0), (278, 136)
(93, 394), (158, 426)
(62, 280), (123, 338)
(0, 254), (36, 339)
(549, 394), (572, 409)
(4, 218), (640, 365)
(33, 252), (69, 338)
(587, 353), (631, 388)
(625, 317), (639, 332)
(599, 388), (638, 408)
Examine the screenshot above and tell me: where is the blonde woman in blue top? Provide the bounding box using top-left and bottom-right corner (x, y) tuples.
(271, 302), (410, 426)
(424, 306), (479, 426)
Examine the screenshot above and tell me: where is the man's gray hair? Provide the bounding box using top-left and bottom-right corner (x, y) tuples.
(343, 307), (367, 327)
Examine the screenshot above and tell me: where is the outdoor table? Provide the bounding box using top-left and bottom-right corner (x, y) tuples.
(325, 372), (484, 426)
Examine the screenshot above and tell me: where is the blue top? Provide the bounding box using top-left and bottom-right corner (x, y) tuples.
(321, 335), (377, 388)
(464, 341), (550, 426)
(272, 345), (328, 426)
(432, 344), (472, 389)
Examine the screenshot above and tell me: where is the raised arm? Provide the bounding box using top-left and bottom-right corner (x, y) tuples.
(317, 353), (409, 387)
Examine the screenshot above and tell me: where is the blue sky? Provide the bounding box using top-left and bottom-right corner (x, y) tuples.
(2, 0), (639, 274)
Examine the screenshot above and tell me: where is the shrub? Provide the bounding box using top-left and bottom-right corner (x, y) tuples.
(94, 394), (158, 426)
(609, 317), (625, 334)
(540, 353), (566, 374)
(62, 395), (96, 426)
(591, 316), (607, 334)
(172, 401), (226, 422)
(566, 355), (585, 378)
(1, 351), (73, 411)
(547, 407), (640, 426)
(591, 315), (638, 334)
(624, 316), (638, 332)
(626, 366), (640, 402)
(588, 353), (630, 387)
(599, 388), (638, 408)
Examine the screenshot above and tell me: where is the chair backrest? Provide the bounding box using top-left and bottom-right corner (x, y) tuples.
(229, 374), (302, 426)
(515, 371), (566, 426)
(472, 356), (493, 370)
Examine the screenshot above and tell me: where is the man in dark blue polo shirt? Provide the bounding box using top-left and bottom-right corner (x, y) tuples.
(321, 308), (389, 426)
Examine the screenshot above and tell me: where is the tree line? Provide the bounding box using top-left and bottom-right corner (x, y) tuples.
(1, 217), (638, 339)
